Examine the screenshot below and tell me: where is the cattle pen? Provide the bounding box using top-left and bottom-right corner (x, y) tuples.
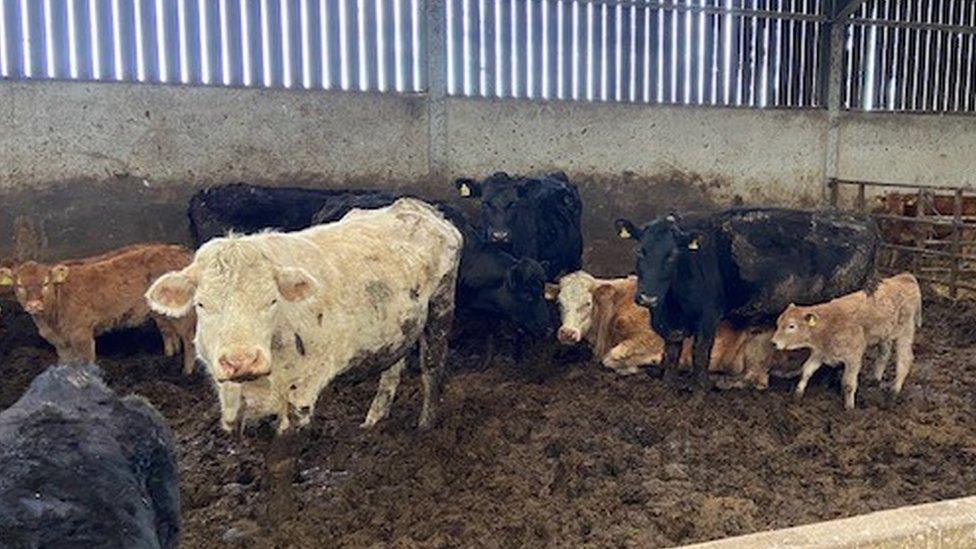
(2, 0), (976, 548)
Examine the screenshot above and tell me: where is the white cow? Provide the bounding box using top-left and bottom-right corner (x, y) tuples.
(146, 198), (463, 433)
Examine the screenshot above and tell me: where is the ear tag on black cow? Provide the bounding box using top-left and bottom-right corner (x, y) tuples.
(687, 237), (700, 251)
(459, 183), (471, 197)
(618, 227), (631, 239)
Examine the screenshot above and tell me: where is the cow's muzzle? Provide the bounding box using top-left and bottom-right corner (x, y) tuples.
(489, 230), (511, 243)
(23, 300), (44, 314)
(636, 293), (658, 308)
(217, 347), (270, 381)
(557, 326), (581, 344)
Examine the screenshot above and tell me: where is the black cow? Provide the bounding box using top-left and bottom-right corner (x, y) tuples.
(188, 182), (393, 247)
(454, 171), (583, 281)
(0, 364), (180, 548)
(615, 208), (879, 387)
(311, 193), (552, 338)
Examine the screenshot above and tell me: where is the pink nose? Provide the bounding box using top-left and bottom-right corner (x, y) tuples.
(218, 349), (262, 376)
(24, 300), (43, 314)
(557, 327), (581, 344)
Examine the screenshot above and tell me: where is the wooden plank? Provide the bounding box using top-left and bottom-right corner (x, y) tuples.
(381, 0), (395, 90)
(498, 0), (511, 97)
(515, 0), (527, 96)
(634, 3), (646, 101)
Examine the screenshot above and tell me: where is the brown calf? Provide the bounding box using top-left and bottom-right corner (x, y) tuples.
(547, 271), (787, 388)
(772, 273), (922, 410)
(0, 244), (197, 373)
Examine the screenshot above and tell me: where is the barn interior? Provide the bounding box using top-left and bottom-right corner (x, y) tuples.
(1, 0), (976, 547)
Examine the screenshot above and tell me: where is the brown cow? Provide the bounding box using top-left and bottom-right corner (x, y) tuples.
(772, 273), (922, 410)
(873, 191), (976, 245)
(546, 271), (787, 389)
(0, 244), (197, 373)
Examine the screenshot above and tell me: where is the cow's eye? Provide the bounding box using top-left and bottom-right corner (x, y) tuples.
(267, 299), (278, 309)
(787, 323), (796, 331)
(195, 302), (205, 310)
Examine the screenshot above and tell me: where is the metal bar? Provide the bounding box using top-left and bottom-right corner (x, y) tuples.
(857, 181), (866, 211)
(952, 189), (963, 298)
(559, 0), (572, 98)
(606, 1), (618, 100)
(515, 0), (527, 96)
(847, 17), (976, 36)
(498, 0), (511, 96)
(881, 243), (976, 264)
(620, 2), (632, 101)
(834, 179), (976, 193)
(871, 213), (976, 228)
(485, 0), (497, 96)
(834, 0), (868, 20)
(382, 0), (396, 91)
(530, 0), (542, 98)
(571, 0), (826, 21)
(634, 1), (646, 101)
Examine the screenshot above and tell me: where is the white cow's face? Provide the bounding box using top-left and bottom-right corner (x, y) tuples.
(548, 272), (597, 345)
(146, 239), (317, 382)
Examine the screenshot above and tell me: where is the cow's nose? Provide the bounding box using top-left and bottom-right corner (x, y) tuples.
(557, 327), (581, 344)
(23, 300), (43, 314)
(218, 348), (263, 376)
(636, 294), (658, 307)
(489, 230), (510, 242)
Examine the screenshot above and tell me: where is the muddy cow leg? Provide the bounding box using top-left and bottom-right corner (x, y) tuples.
(418, 281), (456, 430)
(873, 340), (893, 383)
(794, 355), (824, 399)
(361, 358), (406, 429)
(67, 329), (97, 364)
(660, 339), (684, 383)
(892, 334), (915, 395)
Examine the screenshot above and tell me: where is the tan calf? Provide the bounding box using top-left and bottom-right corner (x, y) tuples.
(0, 244), (197, 373)
(772, 272), (922, 410)
(547, 271), (785, 387)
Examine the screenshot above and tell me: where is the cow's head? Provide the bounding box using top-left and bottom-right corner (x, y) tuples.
(145, 238), (317, 382)
(0, 261), (70, 315)
(546, 271), (611, 345)
(771, 303), (818, 351)
(471, 256), (550, 338)
(456, 172), (527, 244)
(615, 215), (700, 309)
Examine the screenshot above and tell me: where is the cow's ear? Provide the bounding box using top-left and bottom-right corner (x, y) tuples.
(804, 312), (819, 327)
(275, 267), (318, 302)
(455, 178), (481, 198)
(146, 268), (198, 318)
(593, 284), (615, 303)
(544, 283), (560, 301)
(615, 219), (641, 240)
(50, 265), (70, 284)
(0, 268), (13, 287)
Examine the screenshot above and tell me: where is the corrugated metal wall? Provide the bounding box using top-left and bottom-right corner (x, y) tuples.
(844, 0), (976, 113)
(0, 0), (426, 91)
(446, 0), (825, 107)
(0, 1), (974, 113)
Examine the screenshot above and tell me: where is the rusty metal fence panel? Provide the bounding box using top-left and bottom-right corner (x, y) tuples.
(0, 0), (426, 92)
(829, 178), (976, 300)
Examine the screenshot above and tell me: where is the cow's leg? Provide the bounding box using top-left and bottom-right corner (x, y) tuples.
(419, 283), (455, 430)
(794, 355), (824, 399)
(660, 339), (684, 382)
(361, 358), (407, 429)
(873, 340), (893, 383)
(155, 318), (178, 357)
(692, 321), (719, 389)
(892, 334), (915, 395)
(178, 319), (197, 375)
(216, 383), (244, 433)
(69, 330), (97, 364)
(842, 354), (864, 410)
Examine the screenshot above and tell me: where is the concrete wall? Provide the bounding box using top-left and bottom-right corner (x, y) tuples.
(0, 80), (974, 271)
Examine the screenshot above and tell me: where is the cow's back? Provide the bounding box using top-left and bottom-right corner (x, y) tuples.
(711, 208), (879, 323)
(0, 364), (179, 548)
(61, 244), (193, 332)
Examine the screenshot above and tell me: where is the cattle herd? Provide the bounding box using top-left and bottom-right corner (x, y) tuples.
(0, 172), (926, 547)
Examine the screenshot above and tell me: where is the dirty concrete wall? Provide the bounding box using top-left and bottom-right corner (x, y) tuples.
(445, 98), (828, 273)
(1, 80), (974, 273)
(0, 81), (428, 261)
(837, 111), (976, 186)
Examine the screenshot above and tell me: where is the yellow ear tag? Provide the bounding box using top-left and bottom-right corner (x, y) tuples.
(806, 315), (818, 327)
(459, 183), (471, 197)
(618, 227), (631, 239)
(688, 238), (700, 251)
(0, 274), (13, 286)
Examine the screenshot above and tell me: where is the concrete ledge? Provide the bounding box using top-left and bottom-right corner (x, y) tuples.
(678, 496), (976, 548)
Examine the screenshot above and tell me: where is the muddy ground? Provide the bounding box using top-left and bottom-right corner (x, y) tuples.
(1, 297), (976, 548)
